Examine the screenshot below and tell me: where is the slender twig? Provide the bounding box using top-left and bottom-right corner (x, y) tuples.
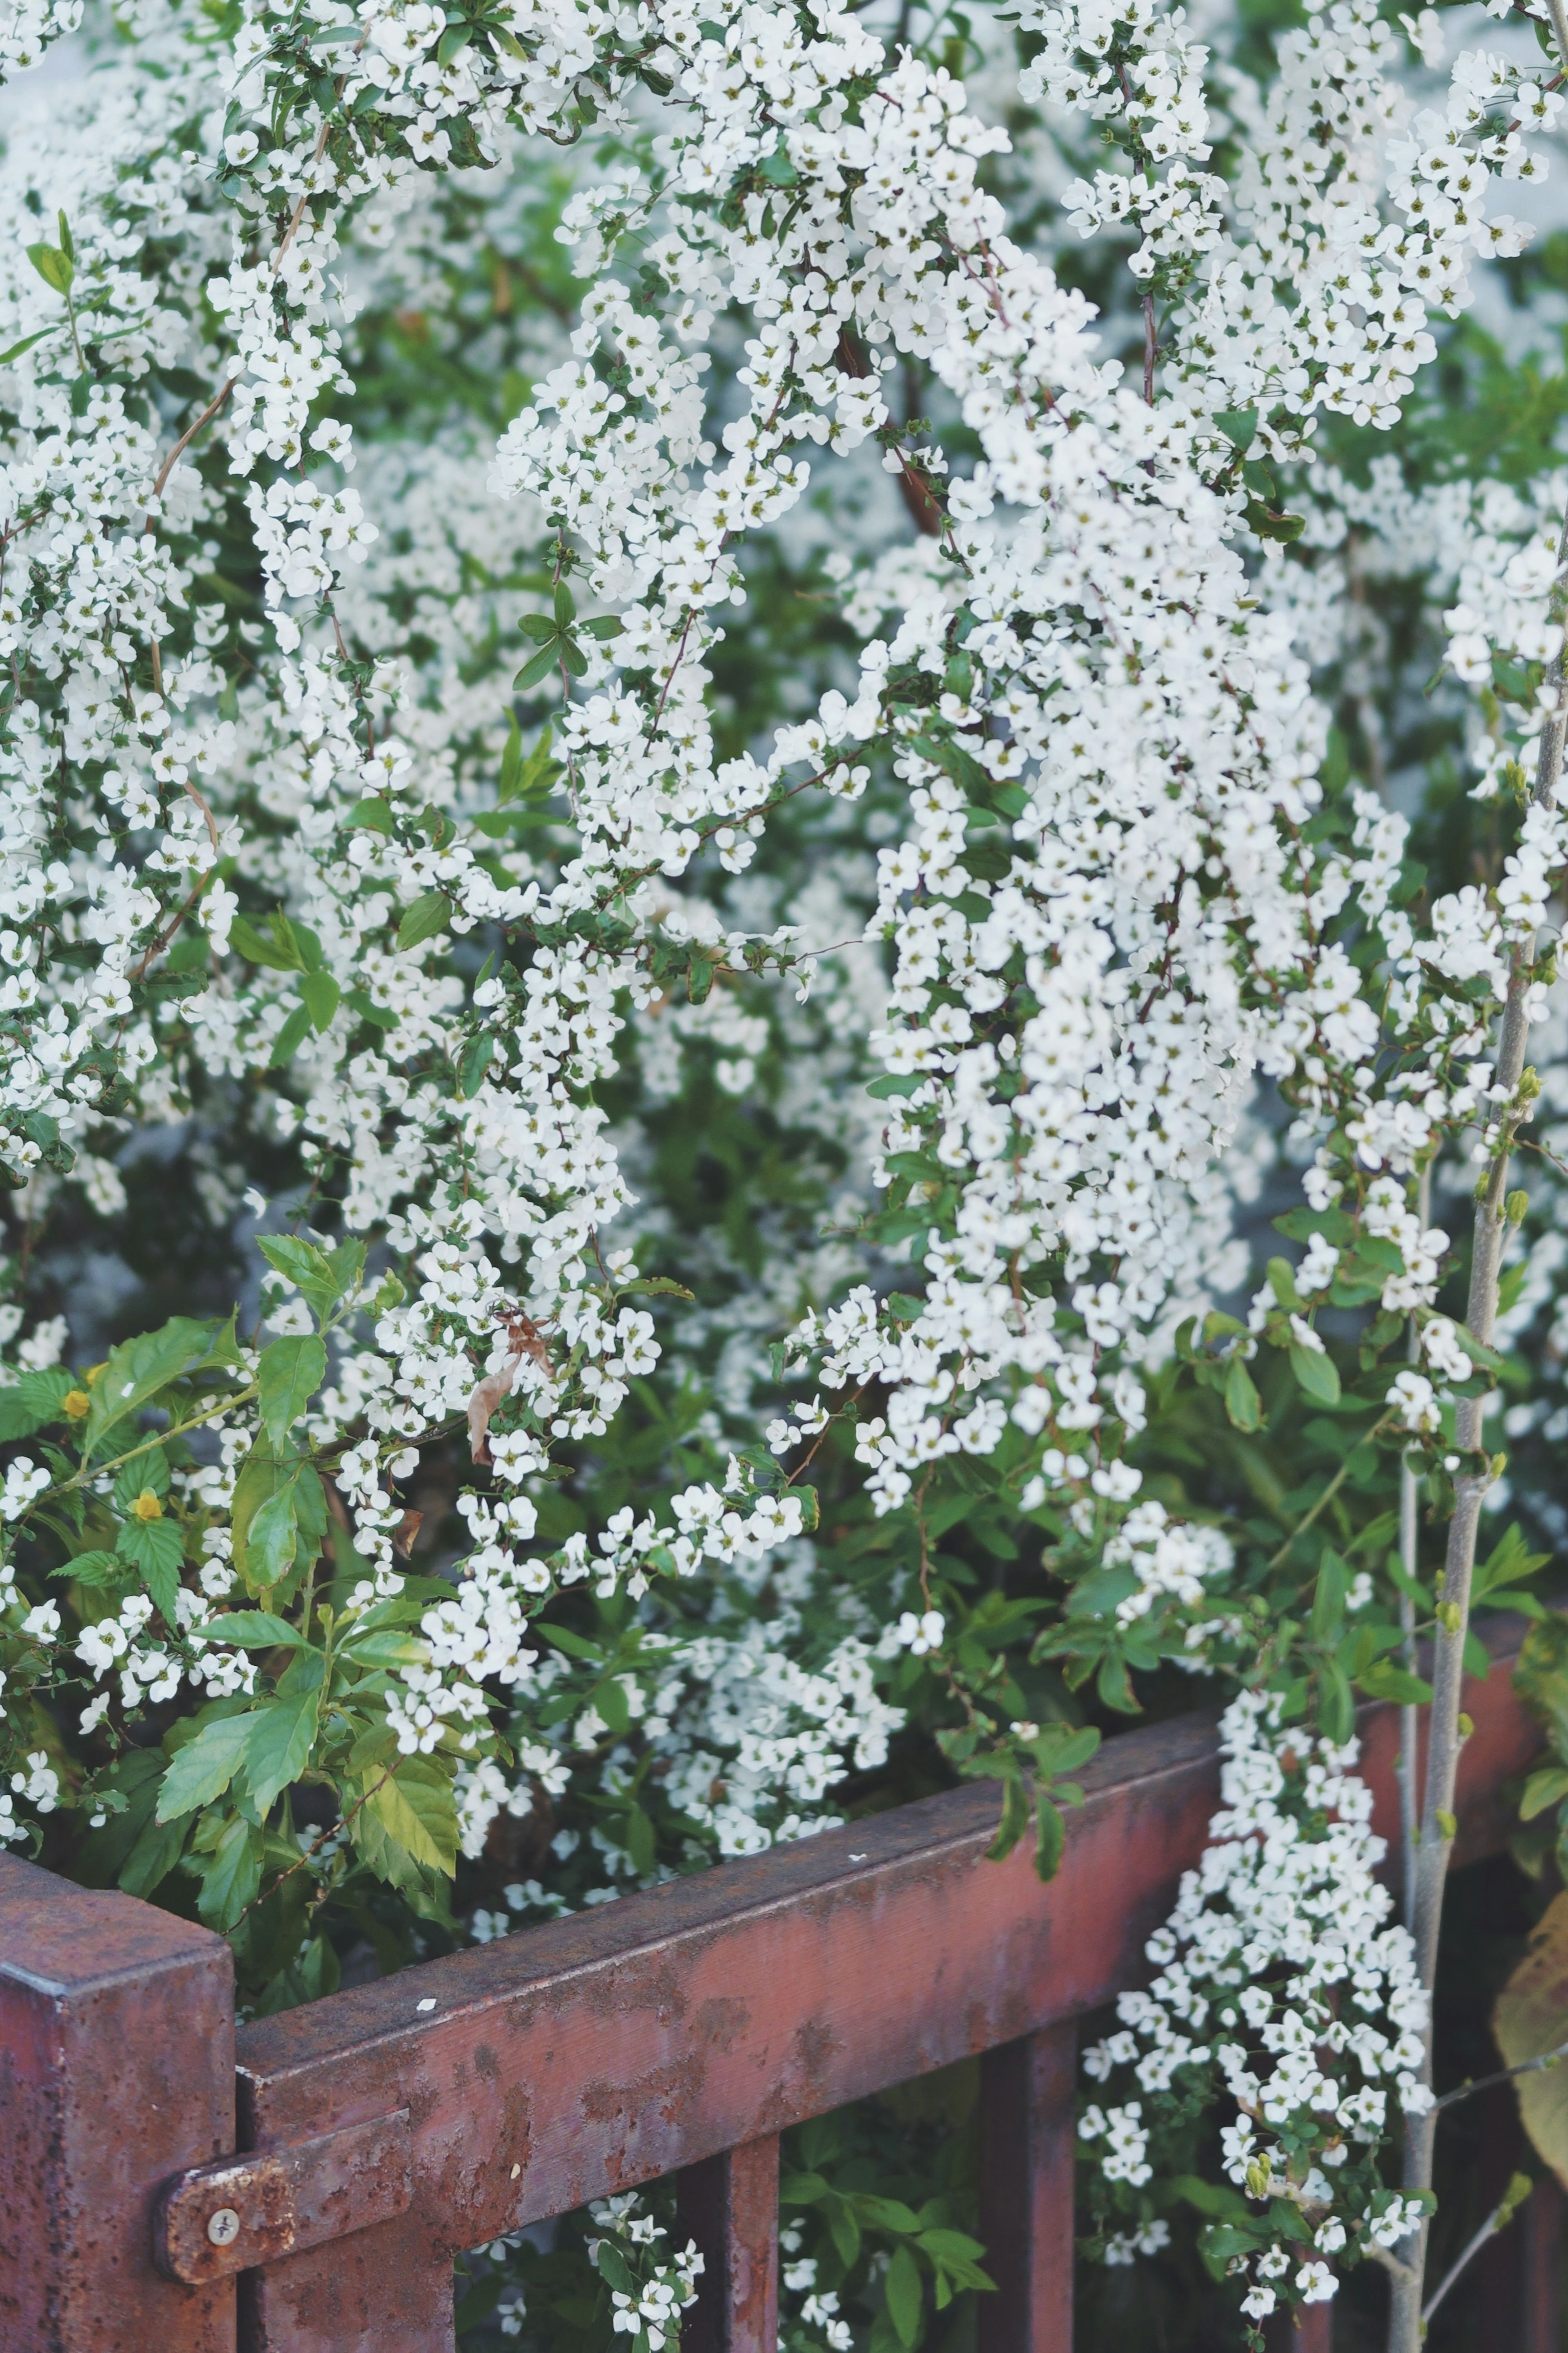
(1390, 484), (1568, 2353)
(230, 1770), (392, 1930)
(1421, 2182), (1532, 2326)
(1434, 2036), (1568, 2114)
(1400, 1160), (1433, 1933)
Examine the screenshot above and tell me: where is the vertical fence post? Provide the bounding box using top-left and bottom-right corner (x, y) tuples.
(677, 2136), (781, 2353)
(976, 2022), (1077, 2353)
(0, 1851), (235, 2353)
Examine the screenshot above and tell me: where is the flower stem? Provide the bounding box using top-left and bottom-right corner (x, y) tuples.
(1387, 503), (1568, 2353)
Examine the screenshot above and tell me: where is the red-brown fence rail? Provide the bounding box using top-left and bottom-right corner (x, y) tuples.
(0, 1639), (1549, 2353)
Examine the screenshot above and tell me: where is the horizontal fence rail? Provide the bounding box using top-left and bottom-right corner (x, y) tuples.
(0, 1634), (1542, 2353)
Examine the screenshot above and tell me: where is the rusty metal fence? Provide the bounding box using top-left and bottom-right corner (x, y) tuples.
(0, 1644), (1552, 2353)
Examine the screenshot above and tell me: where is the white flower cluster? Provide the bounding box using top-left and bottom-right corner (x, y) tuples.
(1080, 1691), (1432, 2320)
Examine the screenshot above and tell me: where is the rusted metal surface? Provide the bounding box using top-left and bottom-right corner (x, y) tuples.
(0, 1638), (1539, 2353)
(156, 2108), (411, 2284)
(0, 1849), (234, 2353)
(976, 2025), (1076, 2353)
(677, 2136), (780, 2353)
(229, 1639), (1537, 2351)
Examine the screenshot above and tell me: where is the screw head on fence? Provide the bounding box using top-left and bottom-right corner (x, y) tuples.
(206, 2209), (241, 2248)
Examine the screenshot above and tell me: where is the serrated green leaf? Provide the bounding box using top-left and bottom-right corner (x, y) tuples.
(0, 1366), (76, 1440)
(156, 1713), (256, 1820)
(114, 1512), (185, 1620)
(241, 1682), (323, 1813)
(85, 1316), (220, 1460)
(195, 1814), (264, 1929)
(257, 1334), (326, 1445)
(363, 1758), (458, 1873)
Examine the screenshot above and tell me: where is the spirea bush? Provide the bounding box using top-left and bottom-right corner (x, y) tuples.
(6, 0), (1568, 2341)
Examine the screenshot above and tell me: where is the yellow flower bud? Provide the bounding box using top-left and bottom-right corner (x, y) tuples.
(62, 1389), (90, 1420)
(130, 1489), (163, 1523)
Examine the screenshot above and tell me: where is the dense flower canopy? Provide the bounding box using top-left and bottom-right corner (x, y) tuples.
(4, 0), (1568, 2339)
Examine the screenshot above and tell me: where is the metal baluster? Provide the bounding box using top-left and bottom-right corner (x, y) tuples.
(977, 2022), (1077, 2353)
(677, 2136), (781, 2353)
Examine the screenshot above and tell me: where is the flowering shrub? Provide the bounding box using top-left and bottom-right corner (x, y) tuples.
(6, 0), (1568, 2341)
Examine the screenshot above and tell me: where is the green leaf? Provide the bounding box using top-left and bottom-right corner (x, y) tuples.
(1290, 1343), (1341, 1406)
(345, 795), (396, 832)
(536, 1622), (607, 1664)
(558, 635), (588, 679)
(363, 1758), (459, 1874)
(201, 1610), (314, 1650)
(85, 1316), (220, 1459)
(241, 1681), (323, 1813)
(0, 1366), (76, 1440)
(258, 1235), (363, 1325)
(195, 1814), (265, 1929)
(1223, 1354), (1263, 1433)
(1216, 407), (1258, 454)
(396, 891), (450, 951)
(269, 1002), (312, 1067)
(229, 912), (305, 971)
(1311, 1550), (1347, 1645)
(1520, 1764), (1568, 1821)
(0, 328), (50, 367)
(514, 641), (563, 690)
(56, 209), (74, 263)
(156, 1713), (256, 1820)
(986, 1773), (1029, 1862)
(1034, 1795), (1065, 1881)
(299, 969), (341, 1033)
(517, 613), (559, 641)
(51, 1548), (125, 1589)
(498, 719), (523, 799)
(246, 1480), (301, 1589)
(26, 240), (74, 294)
(619, 1276), (696, 1300)
(553, 580), (576, 626)
(457, 1032), (495, 1098)
(884, 2244), (923, 2349)
(257, 1334), (327, 1446)
(114, 1513), (185, 1621)
(1358, 1659), (1434, 1707)
(1319, 1655), (1355, 1746)
(231, 1439), (309, 1593)
(583, 614), (622, 641)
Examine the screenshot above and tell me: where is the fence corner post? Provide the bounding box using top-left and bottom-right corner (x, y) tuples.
(977, 2022), (1077, 2353)
(0, 1849), (235, 2353)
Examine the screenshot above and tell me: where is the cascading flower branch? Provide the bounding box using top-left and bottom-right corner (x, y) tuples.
(1078, 1693), (1432, 2340)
